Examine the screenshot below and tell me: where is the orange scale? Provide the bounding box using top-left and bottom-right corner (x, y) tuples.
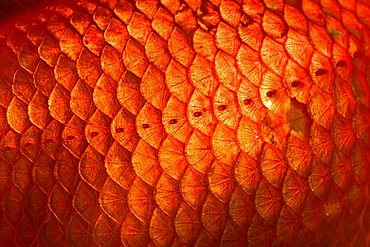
(326, 16), (349, 50)
(155, 174), (181, 217)
(54, 149), (79, 194)
(13, 68), (36, 104)
(255, 178), (283, 226)
(79, 146), (107, 191)
(168, 27), (195, 68)
(76, 48), (103, 88)
(357, 1), (370, 30)
(174, 202), (202, 245)
(158, 135), (188, 181)
(67, 213), (95, 247)
(62, 115), (87, 158)
(237, 78), (267, 123)
(48, 182), (72, 225)
(12, 157), (33, 195)
(20, 126), (41, 162)
(93, 74), (121, 119)
(215, 51), (242, 92)
(180, 167), (207, 210)
(83, 25), (105, 56)
(207, 160), (234, 203)
(247, 214), (275, 247)
(38, 33), (61, 67)
(0, 159), (12, 195)
(105, 141), (134, 191)
(149, 208), (176, 247)
(215, 21), (240, 56)
(162, 95), (192, 142)
(123, 39), (149, 78)
(46, 15), (67, 40)
(1, 130), (21, 164)
(262, 9), (288, 39)
(221, 220), (248, 246)
(6, 97), (31, 133)
(136, 103), (165, 149)
(59, 27), (83, 61)
(16, 211), (39, 246)
(127, 12), (152, 46)
(260, 143), (288, 189)
(145, 32), (171, 71)
(175, 6), (198, 34)
(308, 158), (332, 201)
(201, 194), (228, 240)
(2, 186), (24, 224)
(237, 117), (264, 159)
(261, 37), (289, 77)
(282, 169), (309, 213)
(342, 9), (365, 40)
(99, 178), (128, 224)
(234, 152), (261, 195)
(39, 214), (69, 246)
(352, 106), (370, 146)
(195, 229), (219, 246)
(70, 79), (96, 121)
(141, 65), (171, 110)
(136, 0), (158, 19)
(93, 6), (112, 30)
(120, 213), (150, 247)
(286, 132), (312, 177)
(193, 28), (217, 62)
(40, 120), (63, 159)
(309, 121), (335, 164)
(308, 86), (335, 130)
(33, 61), (56, 97)
(127, 177), (155, 224)
(237, 44), (266, 87)
(212, 123), (240, 165)
(332, 44), (352, 81)
(101, 45), (125, 82)
(331, 150), (353, 192)
(111, 108), (137, 150)
(72, 181), (101, 225)
(117, 71), (146, 116)
(285, 29), (314, 69)
(165, 59), (194, 103)
(284, 59), (312, 104)
(185, 130), (214, 174)
(309, 51), (335, 93)
(332, 115), (355, 154)
(85, 110), (114, 156)
(189, 54), (218, 97)
(302, 0), (326, 26)
(55, 54), (79, 91)
(213, 85), (242, 130)
(238, 21), (264, 52)
(350, 143), (370, 183)
(48, 83), (73, 125)
(32, 152), (56, 194)
(18, 42), (39, 73)
(229, 185), (255, 229)
(132, 139), (162, 187)
(93, 213), (122, 247)
(152, 7), (175, 41)
(220, 0), (242, 28)
(187, 90), (216, 136)
(104, 17), (129, 53)
(0, 78), (13, 109)
(69, 9), (91, 35)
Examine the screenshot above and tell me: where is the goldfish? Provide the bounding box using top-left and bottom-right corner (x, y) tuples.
(0, 0), (369, 246)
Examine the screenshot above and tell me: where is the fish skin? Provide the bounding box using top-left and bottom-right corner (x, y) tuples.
(0, 0), (370, 246)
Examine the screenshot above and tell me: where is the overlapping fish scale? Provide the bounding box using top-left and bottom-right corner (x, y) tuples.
(0, 0), (369, 246)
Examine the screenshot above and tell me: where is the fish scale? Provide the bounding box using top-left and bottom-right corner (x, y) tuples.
(0, 0), (369, 246)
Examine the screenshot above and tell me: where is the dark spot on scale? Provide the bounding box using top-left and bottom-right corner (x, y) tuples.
(90, 132), (98, 137)
(353, 51), (363, 59)
(336, 60), (346, 68)
(46, 138), (53, 143)
(193, 111), (202, 117)
(169, 119), (178, 124)
(315, 69), (327, 76)
(116, 128), (124, 133)
(243, 98), (252, 105)
(142, 123), (150, 129)
(291, 81), (303, 88)
(67, 135), (75, 140)
(24, 142), (32, 147)
(266, 90), (276, 98)
(218, 105), (227, 111)
(3, 146), (11, 151)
